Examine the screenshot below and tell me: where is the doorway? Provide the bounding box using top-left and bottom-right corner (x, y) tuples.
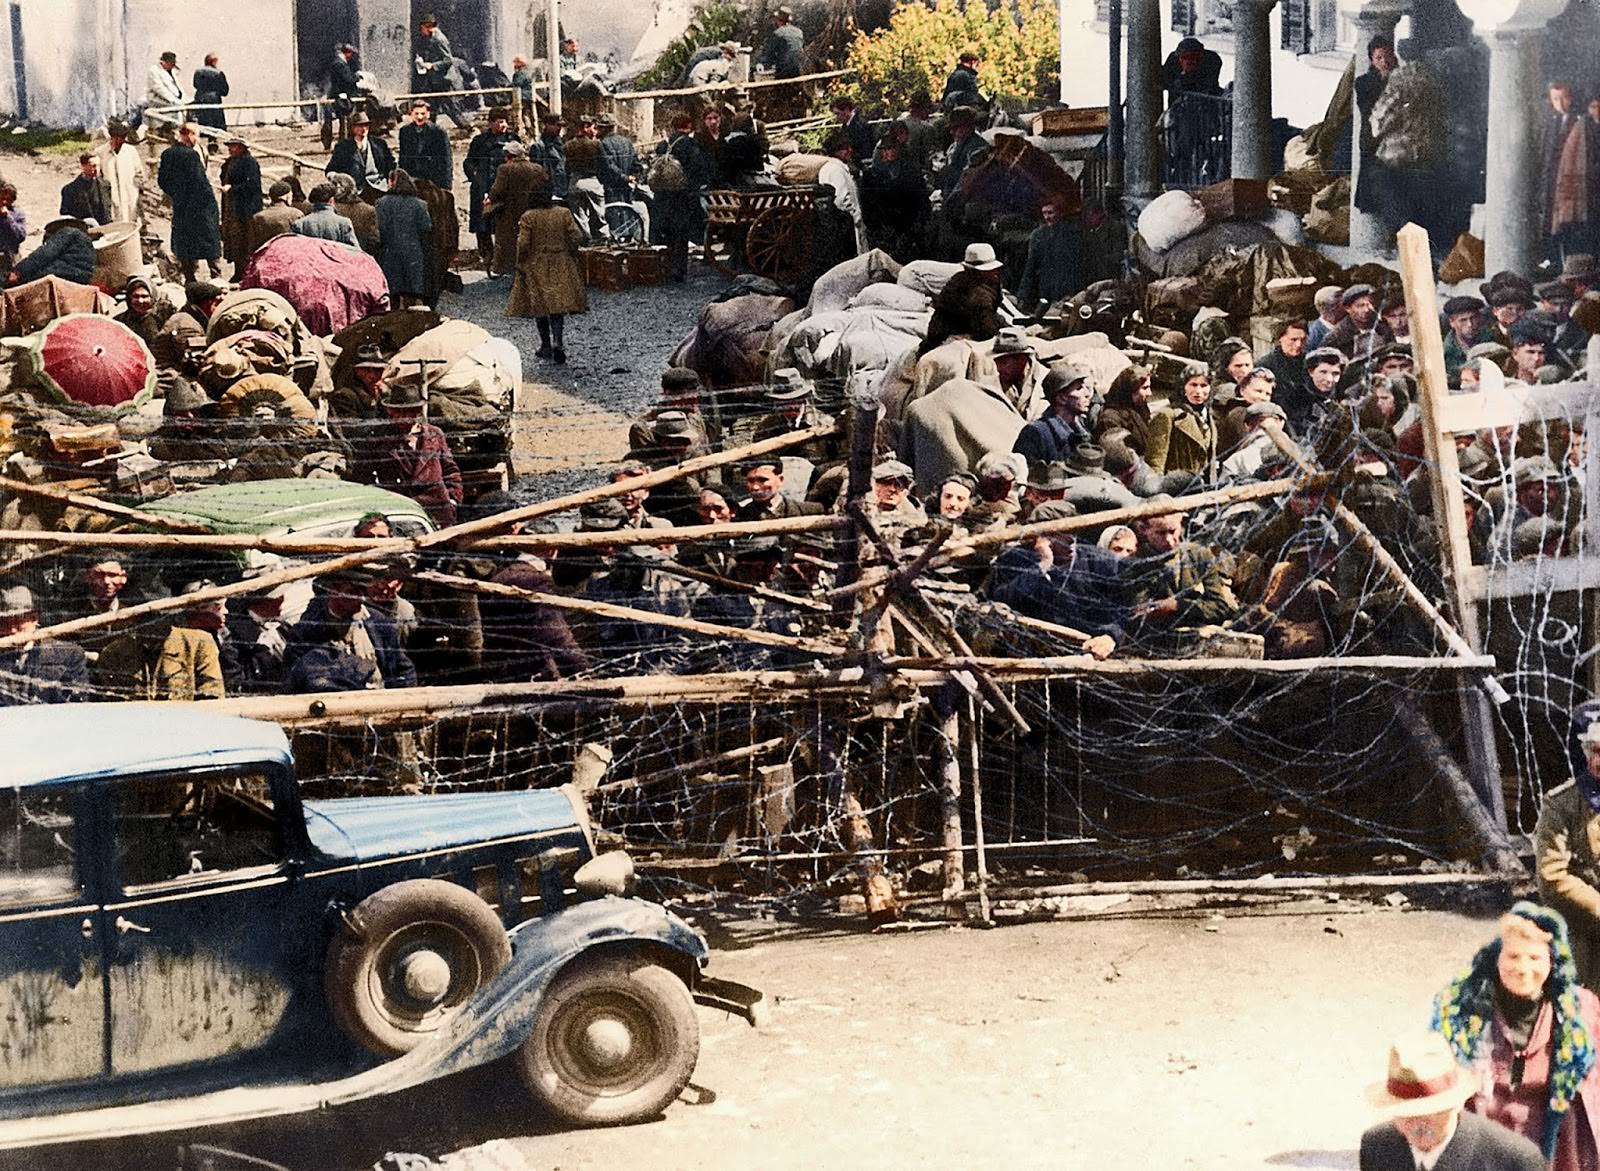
(298, 0), (359, 100)
(411, 0), (489, 68)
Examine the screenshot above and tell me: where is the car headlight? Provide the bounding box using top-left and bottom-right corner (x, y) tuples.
(572, 850), (635, 897)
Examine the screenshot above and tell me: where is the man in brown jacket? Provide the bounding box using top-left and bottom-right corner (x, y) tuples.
(248, 180), (303, 252)
(483, 146), (544, 276)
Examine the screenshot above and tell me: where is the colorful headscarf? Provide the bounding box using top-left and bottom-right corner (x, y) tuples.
(1430, 901), (1596, 1159)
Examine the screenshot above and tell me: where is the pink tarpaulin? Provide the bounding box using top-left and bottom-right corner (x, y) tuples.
(240, 234), (389, 337)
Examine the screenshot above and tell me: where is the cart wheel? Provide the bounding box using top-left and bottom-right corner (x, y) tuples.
(744, 208), (809, 285)
(702, 224), (742, 278)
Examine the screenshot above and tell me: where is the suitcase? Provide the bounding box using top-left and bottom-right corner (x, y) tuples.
(623, 246), (668, 286)
(1194, 178), (1270, 222)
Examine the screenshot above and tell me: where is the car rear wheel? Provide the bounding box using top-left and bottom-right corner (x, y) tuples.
(518, 953), (699, 1126)
(325, 879), (511, 1058)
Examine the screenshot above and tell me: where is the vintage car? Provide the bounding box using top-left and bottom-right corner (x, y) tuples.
(0, 705), (761, 1149)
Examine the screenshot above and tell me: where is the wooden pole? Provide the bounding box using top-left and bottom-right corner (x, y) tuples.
(0, 514), (851, 553)
(414, 569), (847, 657)
(832, 388), (879, 623)
(1394, 699), (1525, 876)
(886, 653), (1500, 676)
(937, 696), (966, 914)
(591, 737), (787, 795)
(0, 477), (215, 533)
(1396, 221), (1508, 829)
(618, 67), (851, 102)
(967, 693), (992, 923)
(652, 560), (832, 613)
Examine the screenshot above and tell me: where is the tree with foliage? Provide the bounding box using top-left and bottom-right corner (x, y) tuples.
(838, 0), (1060, 116)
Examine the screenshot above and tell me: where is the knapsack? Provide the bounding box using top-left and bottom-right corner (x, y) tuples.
(647, 150), (688, 193)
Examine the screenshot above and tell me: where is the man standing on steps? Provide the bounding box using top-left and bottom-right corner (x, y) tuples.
(325, 43), (360, 151)
(415, 13), (470, 130)
(158, 121), (221, 282)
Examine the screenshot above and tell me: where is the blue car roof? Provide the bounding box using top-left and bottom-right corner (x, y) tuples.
(1, 704), (293, 787)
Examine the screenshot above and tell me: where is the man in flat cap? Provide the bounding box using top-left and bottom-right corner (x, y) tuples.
(249, 180), (304, 252)
(1325, 284), (1392, 363)
(1486, 283), (1533, 349)
(324, 42), (360, 150)
(219, 136), (262, 280)
(1442, 295), (1488, 386)
(987, 498), (1124, 660)
(629, 367), (721, 454)
(0, 584), (89, 705)
(1531, 278), (1587, 366)
(99, 117), (147, 226)
(462, 105), (518, 265)
(1124, 498), (1239, 654)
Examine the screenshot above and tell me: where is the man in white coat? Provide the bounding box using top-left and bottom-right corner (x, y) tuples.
(98, 119), (148, 225)
(145, 51), (184, 131)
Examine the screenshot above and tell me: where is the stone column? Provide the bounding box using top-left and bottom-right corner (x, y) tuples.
(1124, 0), (1163, 199)
(1230, 0), (1278, 180)
(1348, 2), (1404, 254)
(1481, 25), (1543, 276)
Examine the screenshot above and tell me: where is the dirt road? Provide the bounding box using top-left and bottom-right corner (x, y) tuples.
(36, 902), (1508, 1171)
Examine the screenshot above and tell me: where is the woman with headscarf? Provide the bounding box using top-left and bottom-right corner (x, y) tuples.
(1209, 337), (1256, 407)
(1432, 902), (1600, 1170)
(114, 274), (169, 351)
(1145, 369), (1218, 480)
(376, 169), (433, 308)
(508, 172), (586, 365)
(1095, 365), (1154, 457)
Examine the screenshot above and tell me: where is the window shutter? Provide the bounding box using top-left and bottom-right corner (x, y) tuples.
(1280, 0), (1312, 52)
(1171, 0), (1195, 35)
(1096, 0), (1111, 23)
(1313, 0), (1339, 51)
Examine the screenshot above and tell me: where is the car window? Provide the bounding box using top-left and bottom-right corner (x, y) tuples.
(113, 771), (281, 891)
(0, 787), (80, 907)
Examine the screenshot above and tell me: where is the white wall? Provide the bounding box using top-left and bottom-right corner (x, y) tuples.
(1060, 0), (1366, 131)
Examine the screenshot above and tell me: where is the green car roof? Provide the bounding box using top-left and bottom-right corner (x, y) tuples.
(143, 480), (434, 536)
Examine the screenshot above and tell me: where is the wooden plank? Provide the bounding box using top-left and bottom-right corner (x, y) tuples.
(1462, 557), (1600, 603)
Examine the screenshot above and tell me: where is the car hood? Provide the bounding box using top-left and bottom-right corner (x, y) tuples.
(302, 788), (590, 864)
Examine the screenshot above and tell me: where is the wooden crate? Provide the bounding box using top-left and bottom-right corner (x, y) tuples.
(1031, 106), (1110, 137)
(579, 247), (629, 291)
(1194, 177), (1271, 222)
(623, 246), (668, 286)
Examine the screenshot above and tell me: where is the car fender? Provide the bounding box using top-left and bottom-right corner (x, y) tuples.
(332, 896), (709, 1099)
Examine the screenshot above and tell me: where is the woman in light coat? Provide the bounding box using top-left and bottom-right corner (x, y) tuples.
(507, 178), (586, 364)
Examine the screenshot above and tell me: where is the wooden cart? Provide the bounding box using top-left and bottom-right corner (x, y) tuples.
(703, 185), (817, 286)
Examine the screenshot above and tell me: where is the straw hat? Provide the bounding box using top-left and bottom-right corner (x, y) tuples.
(1365, 1033), (1476, 1117)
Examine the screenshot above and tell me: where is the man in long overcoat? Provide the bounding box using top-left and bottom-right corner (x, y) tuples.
(463, 107), (520, 266)
(99, 119), (146, 225)
(192, 54), (229, 132)
(158, 121), (221, 281)
(483, 146), (542, 276)
(376, 170), (434, 307)
(219, 137), (262, 278)
(398, 99), (452, 190)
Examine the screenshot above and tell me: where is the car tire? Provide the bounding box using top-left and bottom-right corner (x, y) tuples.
(325, 879), (512, 1058)
(517, 953), (700, 1126)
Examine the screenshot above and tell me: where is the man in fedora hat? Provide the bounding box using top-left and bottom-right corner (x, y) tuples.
(755, 4), (803, 80)
(145, 50), (183, 129)
(940, 103), (988, 201)
(595, 113), (639, 232)
(399, 98), (453, 191)
(218, 136), (262, 279)
(1360, 1033), (1542, 1169)
(1020, 459), (1070, 515)
(9, 215), (95, 286)
(0, 584), (89, 705)
(463, 105), (519, 264)
(1562, 253), (1598, 298)
(920, 241), (1004, 357)
(325, 110), (395, 196)
(350, 380), (464, 527)
(753, 368), (836, 461)
(629, 367), (720, 454)
(59, 152), (112, 226)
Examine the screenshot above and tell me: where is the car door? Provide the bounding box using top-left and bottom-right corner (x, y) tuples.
(101, 766), (302, 1077)
(0, 782), (107, 1089)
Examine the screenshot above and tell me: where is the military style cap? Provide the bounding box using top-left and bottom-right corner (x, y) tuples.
(381, 382), (426, 409)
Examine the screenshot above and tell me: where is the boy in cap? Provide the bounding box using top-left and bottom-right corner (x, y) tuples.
(0, 584), (89, 705)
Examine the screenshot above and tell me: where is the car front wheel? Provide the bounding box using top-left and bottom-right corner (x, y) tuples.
(518, 953), (700, 1126)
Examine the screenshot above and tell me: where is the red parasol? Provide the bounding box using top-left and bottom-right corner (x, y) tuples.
(240, 233), (390, 337)
(25, 313), (156, 411)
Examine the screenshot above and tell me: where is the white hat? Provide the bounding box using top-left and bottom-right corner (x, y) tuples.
(1365, 1033), (1476, 1117)
(962, 243), (1002, 272)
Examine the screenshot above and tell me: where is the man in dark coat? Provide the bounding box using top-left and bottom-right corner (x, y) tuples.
(939, 105), (987, 201)
(59, 153), (112, 224)
(291, 182), (360, 248)
(375, 172), (435, 306)
(530, 111), (569, 200)
(1161, 36), (1224, 99)
(352, 380), (463, 526)
(1541, 80), (1583, 261)
(324, 43), (361, 149)
(325, 111), (395, 196)
(1256, 318), (1317, 426)
(1014, 365), (1094, 465)
(9, 218), (96, 286)
(480, 555), (589, 682)
(738, 460), (823, 522)
(219, 137), (262, 279)
(920, 242), (1003, 354)
(829, 96), (876, 167)
(755, 4), (804, 80)
(1359, 1033), (1543, 1171)
(192, 53), (229, 132)
(986, 505), (1124, 659)
(286, 572), (417, 692)
(0, 585), (89, 705)
(398, 99), (453, 191)
(595, 114), (639, 231)
(860, 123), (929, 262)
(415, 13), (468, 130)
(462, 107), (519, 265)
(942, 49), (983, 111)
(1353, 37), (1398, 223)
(653, 112), (710, 282)
(1016, 196), (1085, 310)
(159, 121), (222, 281)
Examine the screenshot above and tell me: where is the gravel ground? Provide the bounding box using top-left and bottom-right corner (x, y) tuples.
(33, 901), (1510, 1171)
(442, 265), (729, 501)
